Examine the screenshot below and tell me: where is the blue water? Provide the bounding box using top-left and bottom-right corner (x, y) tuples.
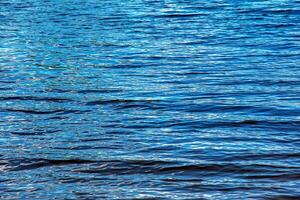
(1, 0), (300, 199)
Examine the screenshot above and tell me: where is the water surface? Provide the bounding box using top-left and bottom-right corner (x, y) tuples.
(1, 0), (300, 199)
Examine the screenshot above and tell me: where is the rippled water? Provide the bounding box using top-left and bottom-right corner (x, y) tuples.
(1, 0), (300, 199)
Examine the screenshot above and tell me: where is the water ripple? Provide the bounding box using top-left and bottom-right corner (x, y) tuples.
(1, 0), (300, 199)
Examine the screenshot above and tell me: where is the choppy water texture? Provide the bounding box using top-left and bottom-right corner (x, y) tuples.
(1, 0), (300, 199)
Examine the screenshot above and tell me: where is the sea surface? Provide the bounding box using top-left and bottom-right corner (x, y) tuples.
(1, 0), (300, 199)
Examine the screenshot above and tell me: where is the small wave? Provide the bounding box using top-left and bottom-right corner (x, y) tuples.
(76, 89), (123, 94)
(6, 159), (97, 171)
(86, 99), (160, 106)
(3, 158), (174, 172)
(223, 153), (300, 161)
(154, 13), (207, 18)
(10, 129), (60, 136)
(263, 9), (300, 15)
(245, 173), (300, 180)
(2, 108), (83, 115)
(266, 195), (300, 200)
(0, 96), (73, 102)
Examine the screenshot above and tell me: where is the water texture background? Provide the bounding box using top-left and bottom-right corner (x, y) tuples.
(0, 0), (300, 199)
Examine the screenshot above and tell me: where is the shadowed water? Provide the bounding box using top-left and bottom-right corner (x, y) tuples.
(1, 0), (300, 199)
